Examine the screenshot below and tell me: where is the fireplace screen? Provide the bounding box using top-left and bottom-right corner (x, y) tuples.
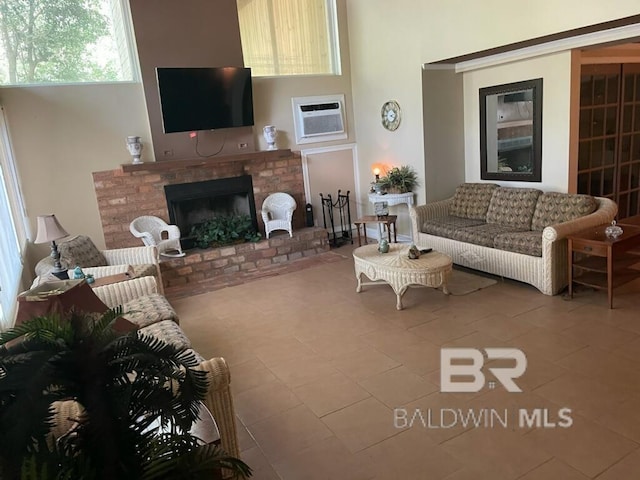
(164, 175), (257, 249)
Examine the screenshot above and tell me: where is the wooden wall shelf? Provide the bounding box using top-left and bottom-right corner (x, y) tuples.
(120, 149), (294, 173)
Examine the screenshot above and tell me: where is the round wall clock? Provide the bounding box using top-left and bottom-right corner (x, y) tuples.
(381, 100), (401, 131)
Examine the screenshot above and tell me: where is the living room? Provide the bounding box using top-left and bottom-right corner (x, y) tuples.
(2, 1), (640, 478)
(1, 1), (639, 273)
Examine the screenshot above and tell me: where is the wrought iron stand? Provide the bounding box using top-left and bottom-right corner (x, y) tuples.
(319, 190), (353, 247)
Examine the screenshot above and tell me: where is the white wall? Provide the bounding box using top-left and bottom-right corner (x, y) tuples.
(419, 1), (640, 63)
(345, 1), (427, 236)
(463, 51), (572, 191)
(0, 83), (152, 271)
(422, 67), (465, 201)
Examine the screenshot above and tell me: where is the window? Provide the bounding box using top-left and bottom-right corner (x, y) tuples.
(237, 0), (340, 77)
(0, 106), (27, 329)
(0, 0), (138, 85)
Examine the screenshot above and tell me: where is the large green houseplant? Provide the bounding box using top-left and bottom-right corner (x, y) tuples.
(0, 310), (252, 480)
(377, 165), (419, 194)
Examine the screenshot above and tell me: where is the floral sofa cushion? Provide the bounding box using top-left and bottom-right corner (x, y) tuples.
(122, 294), (179, 328)
(486, 187), (542, 230)
(494, 231), (544, 257)
(449, 183), (499, 220)
(139, 320), (191, 351)
(131, 264), (158, 279)
(59, 235), (108, 269)
(453, 223), (527, 248)
(531, 192), (597, 231)
(422, 215), (486, 239)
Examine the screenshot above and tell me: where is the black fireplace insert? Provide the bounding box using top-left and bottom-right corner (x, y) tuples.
(164, 175), (258, 249)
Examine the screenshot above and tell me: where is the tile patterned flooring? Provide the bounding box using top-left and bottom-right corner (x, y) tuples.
(172, 244), (640, 479)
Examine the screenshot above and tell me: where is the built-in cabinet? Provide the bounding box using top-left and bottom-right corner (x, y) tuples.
(576, 62), (640, 219)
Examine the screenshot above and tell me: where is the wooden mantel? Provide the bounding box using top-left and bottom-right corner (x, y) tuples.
(120, 149), (295, 173)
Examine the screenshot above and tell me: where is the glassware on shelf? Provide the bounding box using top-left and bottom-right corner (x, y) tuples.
(605, 220), (623, 239)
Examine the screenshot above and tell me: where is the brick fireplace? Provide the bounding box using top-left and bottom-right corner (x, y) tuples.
(93, 149), (305, 248)
(92, 150), (330, 296)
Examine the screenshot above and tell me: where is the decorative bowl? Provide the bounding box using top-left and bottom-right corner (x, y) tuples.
(605, 220), (623, 239)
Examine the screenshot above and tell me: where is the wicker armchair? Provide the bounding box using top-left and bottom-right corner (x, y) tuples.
(261, 192), (297, 238)
(130, 215), (184, 257)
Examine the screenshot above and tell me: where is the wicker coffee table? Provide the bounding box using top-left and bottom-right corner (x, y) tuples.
(353, 244), (452, 310)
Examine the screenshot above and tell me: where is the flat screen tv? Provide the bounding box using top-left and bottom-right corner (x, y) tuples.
(156, 67), (254, 134)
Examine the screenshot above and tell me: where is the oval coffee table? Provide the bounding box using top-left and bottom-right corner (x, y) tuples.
(353, 244), (452, 310)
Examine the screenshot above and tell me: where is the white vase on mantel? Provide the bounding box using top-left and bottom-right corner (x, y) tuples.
(263, 125), (277, 150)
(126, 136), (144, 164)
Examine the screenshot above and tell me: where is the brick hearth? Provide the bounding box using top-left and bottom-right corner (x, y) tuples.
(161, 227), (330, 299)
(92, 150), (331, 295)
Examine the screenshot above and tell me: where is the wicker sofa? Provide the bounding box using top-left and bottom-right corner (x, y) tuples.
(409, 183), (618, 295)
(89, 276), (240, 458)
(35, 235), (163, 293)
(16, 274), (240, 460)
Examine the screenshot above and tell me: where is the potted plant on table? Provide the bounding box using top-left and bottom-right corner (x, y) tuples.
(0, 309), (252, 479)
(377, 165), (419, 194)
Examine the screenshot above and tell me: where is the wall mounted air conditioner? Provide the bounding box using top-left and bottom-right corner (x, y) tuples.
(292, 94), (347, 145)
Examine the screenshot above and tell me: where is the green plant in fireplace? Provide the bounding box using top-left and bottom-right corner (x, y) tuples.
(190, 214), (261, 249)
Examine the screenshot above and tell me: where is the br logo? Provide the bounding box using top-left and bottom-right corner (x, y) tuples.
(440, 348), (527, 393)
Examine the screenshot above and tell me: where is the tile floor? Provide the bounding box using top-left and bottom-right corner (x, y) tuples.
(172, 244), (640, 479)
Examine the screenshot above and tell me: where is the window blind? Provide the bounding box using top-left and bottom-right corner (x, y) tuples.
(237, 0), (338, 76)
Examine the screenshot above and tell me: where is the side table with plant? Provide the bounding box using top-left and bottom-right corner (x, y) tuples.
(375, 165), (419, 194)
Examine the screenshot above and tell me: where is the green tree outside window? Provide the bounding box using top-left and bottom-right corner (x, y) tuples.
(0, 0), (133, 85)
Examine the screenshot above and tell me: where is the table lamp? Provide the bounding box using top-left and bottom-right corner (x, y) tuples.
(34, 214), (69, 280)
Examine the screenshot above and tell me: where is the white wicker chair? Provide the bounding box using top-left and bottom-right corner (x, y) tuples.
(130, 216), (184, 257)
(261, 192), (297, 238)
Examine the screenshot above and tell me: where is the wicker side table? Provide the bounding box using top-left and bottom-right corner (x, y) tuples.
(353, 243), (452, 310)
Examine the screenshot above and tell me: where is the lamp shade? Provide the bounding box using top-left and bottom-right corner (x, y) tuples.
(34, 214), (69, 244)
